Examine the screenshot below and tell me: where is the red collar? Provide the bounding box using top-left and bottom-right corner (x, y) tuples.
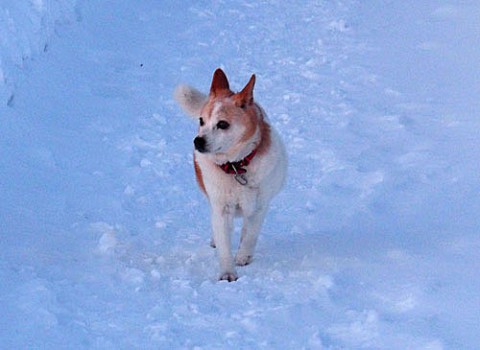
(219, 149), (257, 175)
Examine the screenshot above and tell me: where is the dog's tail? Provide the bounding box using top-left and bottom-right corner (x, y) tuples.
(174, 85), (207, 118)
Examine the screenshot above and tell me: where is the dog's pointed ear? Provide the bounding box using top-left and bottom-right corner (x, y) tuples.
(174, 85), (207, 117)
(210, 68), (231, 96)
(235, 74), (256, 108)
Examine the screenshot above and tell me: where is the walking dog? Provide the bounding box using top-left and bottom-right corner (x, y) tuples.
(175, 68), (287, 281)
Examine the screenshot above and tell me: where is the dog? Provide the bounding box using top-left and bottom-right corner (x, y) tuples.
(174, 68), (287, 281)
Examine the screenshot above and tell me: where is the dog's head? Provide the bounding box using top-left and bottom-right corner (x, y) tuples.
(175, 69), (261, 161)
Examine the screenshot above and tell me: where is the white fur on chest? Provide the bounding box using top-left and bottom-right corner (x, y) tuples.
(196, 127), (286, 216)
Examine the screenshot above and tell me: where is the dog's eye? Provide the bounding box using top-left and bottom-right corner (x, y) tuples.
(216, 121), (230, 130)
(199, 118), (205, 126)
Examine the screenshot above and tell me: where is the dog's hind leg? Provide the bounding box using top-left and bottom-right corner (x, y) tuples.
(235, 207), (268, 266)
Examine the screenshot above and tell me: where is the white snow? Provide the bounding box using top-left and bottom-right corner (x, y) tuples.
(1, 1), (480, 349)
(0, 0), (77, 105)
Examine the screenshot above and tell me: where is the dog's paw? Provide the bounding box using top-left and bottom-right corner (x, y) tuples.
(235, 254), (253, 266)
(218, 271), (238, 282)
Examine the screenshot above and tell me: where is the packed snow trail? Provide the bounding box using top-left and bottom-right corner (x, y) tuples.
(1, 1), (479, 349)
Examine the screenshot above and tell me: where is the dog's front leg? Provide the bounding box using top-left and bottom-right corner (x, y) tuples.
(211, 204), (237, 282)
(236, 207), (267, 266)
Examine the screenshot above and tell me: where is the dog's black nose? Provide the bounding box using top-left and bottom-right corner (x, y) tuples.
(194, 136), (207, 153)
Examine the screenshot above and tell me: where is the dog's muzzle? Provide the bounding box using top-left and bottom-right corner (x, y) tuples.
(194, 136), (207, 153)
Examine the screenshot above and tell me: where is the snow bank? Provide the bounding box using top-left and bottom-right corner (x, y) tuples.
(0, 0), (77, 106)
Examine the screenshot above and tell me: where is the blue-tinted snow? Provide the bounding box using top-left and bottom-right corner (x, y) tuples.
(1, 1), (479, 349)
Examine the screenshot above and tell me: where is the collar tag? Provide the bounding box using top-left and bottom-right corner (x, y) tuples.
(231, 164), (248, 185)
(219, 149), (257, 185)
(234, 173), (248, 186)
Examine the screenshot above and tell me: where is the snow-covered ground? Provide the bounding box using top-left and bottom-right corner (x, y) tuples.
(1, 1), (479, 349)
(0, 0), (77, 105)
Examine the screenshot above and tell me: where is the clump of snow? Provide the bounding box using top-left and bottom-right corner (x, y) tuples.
(327, 310), (380, 347)
(92, 222), (117, 255)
